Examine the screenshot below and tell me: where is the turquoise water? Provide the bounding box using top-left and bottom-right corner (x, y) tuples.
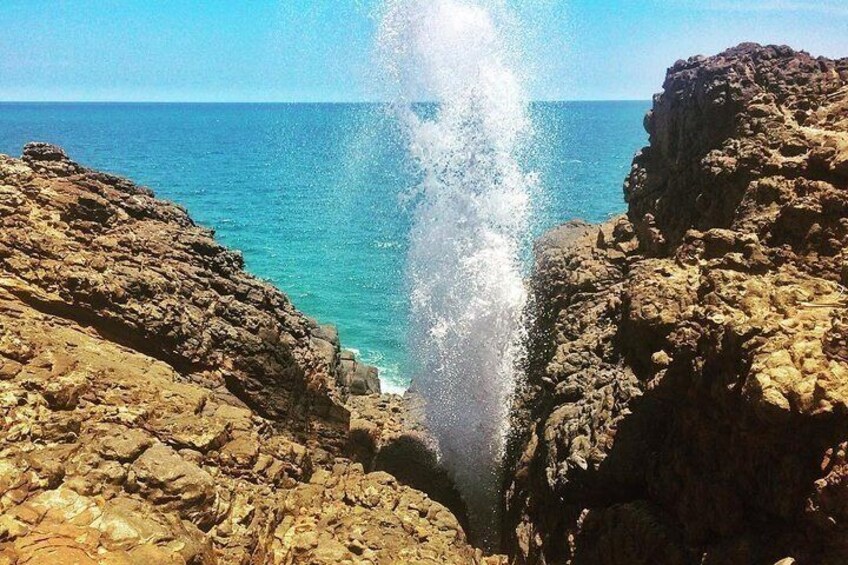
(0, 102), (648, 390)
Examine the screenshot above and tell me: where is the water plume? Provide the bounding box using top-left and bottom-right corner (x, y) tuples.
(377, 0), (537, 547)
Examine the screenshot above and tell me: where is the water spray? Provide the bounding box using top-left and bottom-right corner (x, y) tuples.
(377, 0), (537, 547)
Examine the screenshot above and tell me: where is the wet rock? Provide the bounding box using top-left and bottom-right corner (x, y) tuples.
(346, 392), (471, 536)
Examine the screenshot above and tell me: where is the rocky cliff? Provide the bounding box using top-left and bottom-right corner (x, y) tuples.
(506, 44), (848, 564)
(0, 144), (497, 564)
(3, 41), (847, 565)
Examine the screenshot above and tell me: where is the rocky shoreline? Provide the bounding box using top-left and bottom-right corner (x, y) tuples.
(505, 44), (848, 564)
(1, 42), (846, 564)
(0, 143), (494, 564)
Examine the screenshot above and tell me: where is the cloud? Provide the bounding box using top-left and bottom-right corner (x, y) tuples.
(677, 0), (848, 16)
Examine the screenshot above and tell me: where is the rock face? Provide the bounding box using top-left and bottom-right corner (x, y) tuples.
(0, 144), (497, 564)
(3, 142), (349, 448)
(346, 392), (470, 534)
(308, 321), (381, 398)
(505, 44), (848, 564)
(338, 350), (381, 397)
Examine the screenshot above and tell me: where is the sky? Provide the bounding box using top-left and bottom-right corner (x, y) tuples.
(0, 0), (846, 102)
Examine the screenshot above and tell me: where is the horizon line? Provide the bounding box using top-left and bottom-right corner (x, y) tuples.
(0, 99), (653, 105)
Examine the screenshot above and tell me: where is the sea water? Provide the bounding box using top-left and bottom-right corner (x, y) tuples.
(0, 100), (646, 395)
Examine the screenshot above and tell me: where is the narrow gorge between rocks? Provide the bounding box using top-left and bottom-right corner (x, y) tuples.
(1, 18), (847, 565)
(378, 0), (535, 548)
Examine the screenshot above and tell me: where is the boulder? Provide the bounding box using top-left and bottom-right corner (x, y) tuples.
(338, 349), (382, 396)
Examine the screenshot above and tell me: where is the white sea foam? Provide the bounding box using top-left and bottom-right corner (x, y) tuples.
(377, 0), (536, 546)
(379, 380), (409, 396)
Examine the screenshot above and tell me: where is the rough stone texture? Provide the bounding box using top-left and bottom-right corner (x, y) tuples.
(309, 319), (381, 398)
(338, 351), (381, 397)
(1, 142), (350, 448)
(346, 392), (469, 534)
(0, 146), (497, 564)
(505, 44), (848, 564)
(626, 43), (848, 280)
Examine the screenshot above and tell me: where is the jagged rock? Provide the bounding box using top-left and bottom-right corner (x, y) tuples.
(305, 317), (381, 397)
(129, 443), (219, 528)
(0, 147), (497, 563)
(625, 43), (848, 280)
(338, 349), (382, 396)
(506, 44), (848, 565)
(346, 392), (470, 534)
(271, 461), (503, 565)
(2, 142), (352, 451)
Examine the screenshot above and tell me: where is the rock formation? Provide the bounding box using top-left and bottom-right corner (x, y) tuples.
(3, 41), (846, 565)
(0, 144), (498, 564)
(308, 321), (381, 399)
(505, 44), (848, 564)
(346, 392), (470, 533)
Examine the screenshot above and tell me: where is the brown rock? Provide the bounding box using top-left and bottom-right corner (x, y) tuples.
(506, 44), (848, 565)
(346, 393), (470, 534)
(0, 146), (495, 563)
(130, 443), (218, 528)
(0, 141), (351, 447)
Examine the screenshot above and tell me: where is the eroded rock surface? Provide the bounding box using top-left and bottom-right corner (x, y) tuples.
(347, 392), (470, 535)
(308, 320), (381, 399)
(2, 142), (350, 447)
(506, 44), (848, 564)
(0, 145), (496, 564)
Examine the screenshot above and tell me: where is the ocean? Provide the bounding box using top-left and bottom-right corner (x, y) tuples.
(0, 101), (648, 391)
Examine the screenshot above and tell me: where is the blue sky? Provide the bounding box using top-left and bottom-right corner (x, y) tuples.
(0, 0), (845, 102)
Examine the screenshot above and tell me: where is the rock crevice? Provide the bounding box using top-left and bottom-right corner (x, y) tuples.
(3, 41), (846, 565)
